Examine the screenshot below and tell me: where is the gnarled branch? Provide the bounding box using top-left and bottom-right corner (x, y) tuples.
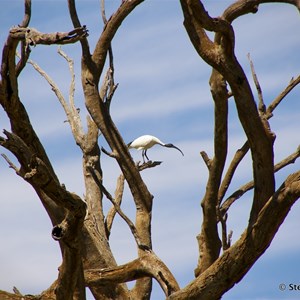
(85, 250), (180, 297)
(9, 26), (88, 47)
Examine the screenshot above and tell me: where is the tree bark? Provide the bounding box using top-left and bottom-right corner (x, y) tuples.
(180, 0), (276, 275)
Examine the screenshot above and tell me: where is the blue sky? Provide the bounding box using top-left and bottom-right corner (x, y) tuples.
(0, 1), (299, 299)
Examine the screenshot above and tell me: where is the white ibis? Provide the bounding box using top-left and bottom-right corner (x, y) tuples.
(128, 134), (184, 162)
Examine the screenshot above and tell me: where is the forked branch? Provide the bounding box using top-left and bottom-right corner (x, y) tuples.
(218, 72), (300, 207)
(220, 145), (300, 215)
(168, 171), (300, 300)
(87, 166), (148, 250)
(24, 51), (86, 147)
(85, 250), (180, 297)
(0, 131), (86, 300)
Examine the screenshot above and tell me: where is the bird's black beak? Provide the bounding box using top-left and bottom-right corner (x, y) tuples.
(164, 143), (184, 156)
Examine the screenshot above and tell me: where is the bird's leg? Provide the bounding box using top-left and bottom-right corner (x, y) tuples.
(144, 149), (150, 161)
(142, 149), (146, 163)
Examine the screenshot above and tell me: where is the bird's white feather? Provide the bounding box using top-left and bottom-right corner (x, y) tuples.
(128, 135), (164, 150)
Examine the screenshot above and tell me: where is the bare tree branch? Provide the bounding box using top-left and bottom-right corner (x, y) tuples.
(137, 160), (163, 171)
(220, 145), (300, 215)
(223, 0), (300, 22)
(218, 141), (249, 205)
(19, 0), (31, 27)
(77, 5), (156, 295)
(20, 37), (124, 298)
(91, 0), (145, 81)
(99, 0), (118, 110)
(105, 174), (125, 238)
(76, 9), (155, 299)
(85, 250), (180, 297)
(10, 26), (88, 47)
(105, 159), (162, 238)
(68, 0), (91, 58)
(200, 151), (212, 170)
(101, 0), (108, 24)
(25, 52), (86, 147)
(168, 171), (300, 300)
(0, 289), (54, 300)
(101, 146), (118, 158)
(57, 48), (75, 107)
(0, 131), (86, 218)
(195, 70), (227, 276)
(247, 53), (265, 114)
(218, 73), (300, 207)
(266, 75), (300, 118)
(1, 153), (19, 173)
(87, 166), (148, 250)
(0, 131), (86, 300)
(217, 209), (232, 250)
(15, 0), (32, 76)
(181, 0), (275, 232)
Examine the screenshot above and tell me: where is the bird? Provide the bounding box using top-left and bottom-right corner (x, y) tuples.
(127, 134), (184, 162)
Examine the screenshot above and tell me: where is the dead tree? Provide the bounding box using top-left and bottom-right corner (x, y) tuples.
(0, 0), (299, 299)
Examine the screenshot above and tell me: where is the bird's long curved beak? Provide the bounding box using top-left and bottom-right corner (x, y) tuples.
(164, 143), (184, 156)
